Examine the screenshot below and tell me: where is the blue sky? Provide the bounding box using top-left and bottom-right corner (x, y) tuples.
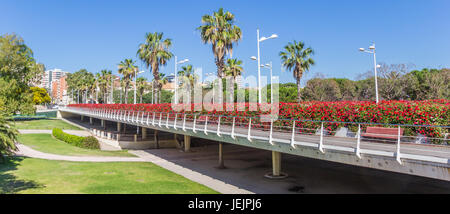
(2, 0), (449, 86)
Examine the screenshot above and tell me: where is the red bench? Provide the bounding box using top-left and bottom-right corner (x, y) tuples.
(361, 127), (403, 140)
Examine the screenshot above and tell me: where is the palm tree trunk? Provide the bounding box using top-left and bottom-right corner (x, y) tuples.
(297, 77), (302, 103)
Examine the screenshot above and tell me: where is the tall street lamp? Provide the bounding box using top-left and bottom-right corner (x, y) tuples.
(254, 29), (278, 104)
(359, 43), (381, 104)
(260, 61), (273, 103)
(174, 56), (189, 104)
(134, 69), (145, 104)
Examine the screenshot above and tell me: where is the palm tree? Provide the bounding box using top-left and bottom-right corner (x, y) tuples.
(118, 59), (138, 104)
(96, 70), (112, 103)
(157, 73), (169, 103)
(136, 77), (148, 103)
(178, 65), (198, 89)
(137, 32), (173, 104)
(178, 64), (198, 103)
(279, 41), (315, 102)
(0, 112), (18, 162)
(224, 58), (243, 83)
(198, 8), (242, 79)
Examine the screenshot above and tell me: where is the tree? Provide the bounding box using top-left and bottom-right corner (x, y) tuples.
(0, 98), (18, 162)
(332, 78), (357, 101)
(66, 69), (94, 103)
(117, 59), (137, 104)
(198, 8), (242, 79)
(0, 33), (44, 115)
(137, 32), (173, 104)
(376, 63), (410, 100)
(302, 78), (342, 101)
(157, 73), (169, 104)
(30, 87), (51, 105)
(224, 58), (243, 83)
(136, 77), (148, 103)
(279, 40), (315, 102)
(178, 64), (199, 103)
(96, 70), (112, 103)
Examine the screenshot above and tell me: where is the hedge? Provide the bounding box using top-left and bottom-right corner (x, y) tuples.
(52, 128), (100, 149)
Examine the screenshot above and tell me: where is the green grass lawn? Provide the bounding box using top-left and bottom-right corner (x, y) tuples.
(0, 157), (219, 194)
(13, 119), (82, 130)
(17, 134), (136, 157)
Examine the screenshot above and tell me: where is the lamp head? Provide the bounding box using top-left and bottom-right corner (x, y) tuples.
(359, 48), (365, 52)
(250, 56), (257, 60)
(269, 34), (278, 39)
(369, 45), (375, 50)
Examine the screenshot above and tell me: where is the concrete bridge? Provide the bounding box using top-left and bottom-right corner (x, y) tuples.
(58, 107), (450, 181)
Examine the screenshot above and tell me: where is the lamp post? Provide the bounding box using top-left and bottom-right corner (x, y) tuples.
(359, 43), (380, 104)
(254, 29), (278, 104)
(134, 69), (145, 104)
(260, 61), (273, 103)
(174, 56), (189, 104)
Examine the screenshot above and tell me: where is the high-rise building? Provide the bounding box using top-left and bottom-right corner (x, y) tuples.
(51, 75), (68, 104)
(36, 69), (68, 91)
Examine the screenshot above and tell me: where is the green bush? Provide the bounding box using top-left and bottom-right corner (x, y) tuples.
(52, 128), (99, 149)
(82, 136), (100, 149)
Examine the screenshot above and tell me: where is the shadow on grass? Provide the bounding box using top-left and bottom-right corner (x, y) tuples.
(0, 157), (44, 194)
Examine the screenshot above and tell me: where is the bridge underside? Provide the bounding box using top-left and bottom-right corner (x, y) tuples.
(58, 110), (450, 181)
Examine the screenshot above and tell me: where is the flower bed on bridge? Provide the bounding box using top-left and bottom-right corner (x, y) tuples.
(68, 100), (449, 143)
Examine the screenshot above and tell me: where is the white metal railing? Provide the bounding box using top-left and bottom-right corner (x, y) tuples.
(61, 106), (450, 165)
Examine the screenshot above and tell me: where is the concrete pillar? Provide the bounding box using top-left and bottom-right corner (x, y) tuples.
(117, 122), (121, 132)
(154, 130), (159, 149)
(174, 134), (182, 149)
(107, 132), (111, 140)
(217, 142), (226, 169)
(184, 135), (191, 152)
(117, 133), (121, 141)
(101, 120), (106, 130)
(89, 117), (93, 125)
(142, 127), (147, 140)
(81, 115), (84, 121)
(134, 134), (137, 142)
(272, 151), (281, 176)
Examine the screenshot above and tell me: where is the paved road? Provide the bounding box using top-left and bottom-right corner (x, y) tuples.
(18, 129), (91, 136)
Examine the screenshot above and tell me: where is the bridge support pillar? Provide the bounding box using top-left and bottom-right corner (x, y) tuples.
(272, 151), (281, 176)
(117, 122), (121, 132)
(184, 135), (191, 152)
(217, 142), (226, 169)
(154, 130), (159, 149)
(101, 120), (105, 129)
(265, 151), (288, 179)
(89, 117), (93, 125)
(174, 134), (182, 149)
(142, 127), (147, 140)
(81, 115), (84, 121)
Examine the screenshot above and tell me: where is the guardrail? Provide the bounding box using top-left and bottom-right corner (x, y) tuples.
(60, 106), (450, 165)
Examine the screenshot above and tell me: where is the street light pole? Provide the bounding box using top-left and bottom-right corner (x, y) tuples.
(359, 43), (379, 104)
(257, 29), (261, 104)
(260, 62), (273, 103)
(254, 29), (278, 104)
(174, 56), (189, 104)
(174, 56), (178, 104)
(372, 46), (379, 104)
